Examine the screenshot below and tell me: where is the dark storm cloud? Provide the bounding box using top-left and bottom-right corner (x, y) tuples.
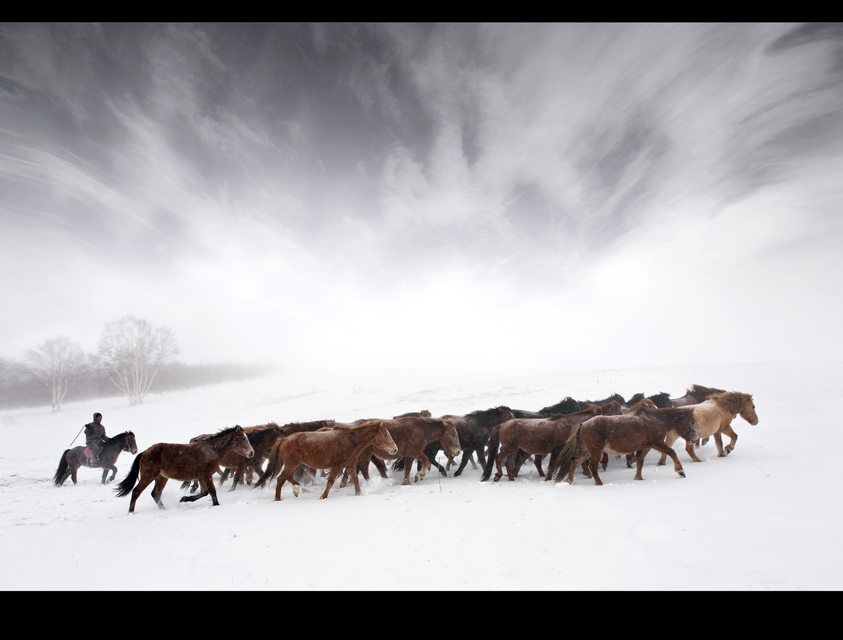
(2, 23), (843, 368)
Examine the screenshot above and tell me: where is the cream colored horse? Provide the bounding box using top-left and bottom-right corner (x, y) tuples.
(658, 391), (758, 464)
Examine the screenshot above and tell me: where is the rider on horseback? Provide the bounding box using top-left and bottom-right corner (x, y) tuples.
(84, 413), (107, 465)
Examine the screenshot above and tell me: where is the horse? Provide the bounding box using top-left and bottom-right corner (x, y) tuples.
(481, 405), (604, 482)
(218, 424), (285, 491)
(657, 391), (758, 464)
(391, 406), (515, 478)
(550, 405), (699, 485)
(269, 420), (397, 501)
(114, 426), (254, 513)
(352, 416), (461, 486)
(508, 401), (625, 478)
(53, 431), (138, 486)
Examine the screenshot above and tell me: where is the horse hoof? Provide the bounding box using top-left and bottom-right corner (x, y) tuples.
(678, 471), (686, 478)
(293, 486), (300, 497)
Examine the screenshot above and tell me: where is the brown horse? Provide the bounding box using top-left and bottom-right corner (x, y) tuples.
(270, 420), (397, 501)
(551, 406), (698, 485)
(354, 416), (461, 486)
(114, 426), (254, 513)
(657, 391), (758, 464)
(508, 401), (624, 478)
(481, 406), (603, 482)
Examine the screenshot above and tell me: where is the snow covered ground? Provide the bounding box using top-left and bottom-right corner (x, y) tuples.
(1, 361), (839, 590)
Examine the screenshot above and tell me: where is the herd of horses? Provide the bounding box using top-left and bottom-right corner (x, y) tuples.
(51, 383), (759, 514)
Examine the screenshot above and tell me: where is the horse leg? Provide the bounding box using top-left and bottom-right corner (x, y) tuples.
(453, 449), (472, 477)
(347, 466), (363, 496)
(151, 477), (169, 508)
(320, 467), (343, 499)
(533, 454), (545, 477)
(512, 449), (530, 476)
(625, 453), (635, 468)
(372, 456), (388, 479)
(402, 458), (413, 485)
(207, 476), (220, 505)
(415, 455), (430, 483)
(651, 441), (686, 478)
(720, 424), (738, 455)
(129, 473), (157, 513)
(713, 433), (726, 457)
(601, 453), (609, 471)
(684, 439), (703, 463)
(633, 449), (650, 480)
(588, 451), (604, 486)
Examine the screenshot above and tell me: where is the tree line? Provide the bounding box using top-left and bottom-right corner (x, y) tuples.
(0, 315), (276, 411)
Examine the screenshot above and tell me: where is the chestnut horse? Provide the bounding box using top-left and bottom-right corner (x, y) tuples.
(657, 391), (758, 464)
(114, 426), (254, 513)
(270, 420), (397, 501)
(481, 406), (604, 482)
(551, 405), (698, 485)
(392, 406), (515, 478)
(353, 416), (461, 486)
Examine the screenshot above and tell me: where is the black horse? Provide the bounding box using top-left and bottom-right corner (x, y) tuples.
(623, 392), (673, 409)
(53, 431), (138, 486)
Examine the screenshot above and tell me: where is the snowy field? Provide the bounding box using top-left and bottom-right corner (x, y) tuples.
(1, 361), (840, 591)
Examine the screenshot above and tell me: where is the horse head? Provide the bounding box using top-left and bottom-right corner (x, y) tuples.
(740, 395), (759, 425)
(374, 423), (398, 456)
(441, 418), (462, 458)
(682, 413), (700, 445)
(126, 431), (139, 455)
(232, 426), (255, 459)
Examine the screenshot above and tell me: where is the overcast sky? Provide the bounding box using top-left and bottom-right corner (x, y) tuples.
(2, 23), (842, 373)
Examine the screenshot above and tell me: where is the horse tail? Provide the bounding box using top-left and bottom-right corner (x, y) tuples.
(480, 424), (502, 482)
(391, 457), (405, 471)
(114, 453), (142, 498)
(53, 450), (70, 486)
(253, 436), (285, 488)
(551, 423), (582, 482)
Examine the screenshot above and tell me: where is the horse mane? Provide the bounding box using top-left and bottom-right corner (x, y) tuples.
(213, 425), (243, 438)
(539, 397), (582, 415)
(109, 431), (134, 440)
(624, 398), (656, 414)
(687, 384), (726, 399)
(586, 393), (625, 407)
(393, 410), (432, 418)
(709, 391), (751, 414)
(281, 420), (335, 435)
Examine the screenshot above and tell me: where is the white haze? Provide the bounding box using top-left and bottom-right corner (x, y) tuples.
(1, 23), (842, 372)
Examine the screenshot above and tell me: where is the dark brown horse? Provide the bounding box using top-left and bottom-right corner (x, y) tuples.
(354, 416), (461, 486)
(270, 420), (397, 501)
(114, 426), (254, 513)
(509, 401), (624, 478)
(392, 406), (515, 478)
(481, 406), (603, 482)
(550, 406), (698, 485)
(53, 431), (138, 486)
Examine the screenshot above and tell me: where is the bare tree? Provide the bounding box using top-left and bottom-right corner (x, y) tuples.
(24, 335), (86, 412)
(96, 316), (180, 406)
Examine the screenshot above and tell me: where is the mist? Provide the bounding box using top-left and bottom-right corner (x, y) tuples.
(2, 23), (841, 373)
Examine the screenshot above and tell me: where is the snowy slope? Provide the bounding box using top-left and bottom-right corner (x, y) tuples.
(1, 361), (839, 590)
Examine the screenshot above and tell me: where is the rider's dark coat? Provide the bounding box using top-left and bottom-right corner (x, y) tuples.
(84, 420), (106, 445)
